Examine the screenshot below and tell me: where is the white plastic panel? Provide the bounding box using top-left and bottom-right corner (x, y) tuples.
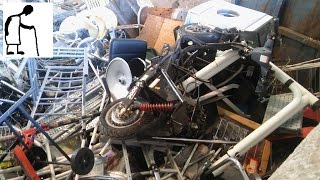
(185, 0), (273, 31)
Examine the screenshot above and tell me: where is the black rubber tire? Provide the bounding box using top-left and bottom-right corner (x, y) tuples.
(100, 98), (153, 139)
(26, 146), (47, 171)
(70, 147), (94, 175)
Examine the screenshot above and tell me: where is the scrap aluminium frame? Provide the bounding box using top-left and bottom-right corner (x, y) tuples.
(29, 48), (88, 118)
(182, 55), (320, 176)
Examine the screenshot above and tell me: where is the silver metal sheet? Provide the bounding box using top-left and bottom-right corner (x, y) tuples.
(263, 93), (303, 133)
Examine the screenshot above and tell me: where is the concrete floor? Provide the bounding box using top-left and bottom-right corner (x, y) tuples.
(269, 124), (320, 180)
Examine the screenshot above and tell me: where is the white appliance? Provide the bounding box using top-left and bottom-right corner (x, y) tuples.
(185, 0), (274, 46)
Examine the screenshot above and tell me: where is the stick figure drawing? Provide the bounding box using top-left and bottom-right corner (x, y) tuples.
(4, 5), (38, 55)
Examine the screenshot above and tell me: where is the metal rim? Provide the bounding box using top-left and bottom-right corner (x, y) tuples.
(104, 101), (143, 128)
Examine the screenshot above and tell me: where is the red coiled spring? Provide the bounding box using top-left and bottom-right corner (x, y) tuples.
(139, 103), (174, 112)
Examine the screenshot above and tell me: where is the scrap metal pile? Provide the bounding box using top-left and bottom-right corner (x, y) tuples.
(0, 0), (319, 180)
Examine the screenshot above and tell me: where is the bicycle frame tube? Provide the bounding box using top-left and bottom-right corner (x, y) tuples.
(208, 62), (319, 176)
(180, 49), (248, 116)
(182, 50), (240, 93)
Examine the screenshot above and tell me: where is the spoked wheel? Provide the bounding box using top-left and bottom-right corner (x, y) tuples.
(100, 98), (153, 139)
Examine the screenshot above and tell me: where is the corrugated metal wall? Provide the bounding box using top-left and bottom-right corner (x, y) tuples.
(281, 0), (320, 40)
(238, 0), (320, 62)
(238, 0), (320, 93)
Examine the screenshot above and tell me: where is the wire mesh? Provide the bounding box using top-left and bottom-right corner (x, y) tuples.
(30, 48), (88, 118)
(213, 117), (250, 142)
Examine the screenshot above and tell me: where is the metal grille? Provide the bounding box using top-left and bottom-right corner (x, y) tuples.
(213, 117), (250, 142)
(30, 48), (88, 117)
(35, 77), (104, 143)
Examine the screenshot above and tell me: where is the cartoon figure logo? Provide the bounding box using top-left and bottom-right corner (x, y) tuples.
(5, 5), (39, 56)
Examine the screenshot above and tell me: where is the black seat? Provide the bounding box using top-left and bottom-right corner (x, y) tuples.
(109, 39), (147, 77)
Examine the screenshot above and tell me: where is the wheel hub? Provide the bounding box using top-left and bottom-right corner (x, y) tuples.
(106, 102), (141, 127)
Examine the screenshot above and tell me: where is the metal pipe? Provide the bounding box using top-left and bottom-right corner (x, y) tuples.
(122, 141), (132, 180)
(205, 157), (249, 180)
(99, 139), (111, 157)
(0, 80), (25, 95)
(161, 69), (184, 103)
(198, 84), (239, 103)
(210, 62), (319, 176)
(189, 150), (215, 167)
(89, 76), (107, 149)
(182, 50), (240, 93)
(0, 166), (21, 174)
(55, 170), (72, 180)
(43, 135), (56, 180)
(205, 82), (249, 117)
(166, 149), (183, 180)
(152, 137), (238, 144)
(181, 143), (198, 175)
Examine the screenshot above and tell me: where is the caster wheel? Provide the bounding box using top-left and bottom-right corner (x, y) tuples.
(70, 147), (94, 175)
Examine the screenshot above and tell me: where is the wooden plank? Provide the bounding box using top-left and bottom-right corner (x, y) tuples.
(279, 26), (320, 50)
(259, 140), (271, 176)
(137, 15), (164, 48)
(154, 18), (183, 54)
(140, 7), (175, 24)
(137, 14), (183, 54)
(217, 106), (261, 130)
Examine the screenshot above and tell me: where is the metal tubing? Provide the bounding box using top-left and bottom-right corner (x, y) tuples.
(122, 141), (132, 180)
(198, 84), (239, 102)
(181, 143), (198, 175)
(166, 149), (183, 180)
(161, 69), (184, 103)
(141, 145), (161, 180)
(14, 58), (28, 82)
(205, 157), (249, 180)
(0, 89), (33, 124)
(209, 62), (319, 176)
(27, 59), (39, 105)
(43, 136), (56, 179)
(205, 83), (249, 117)
(0, 166), (21, 174)
(89, 82), (107, 149)
(182, 50), (240, 93)
(189, 150), (215, 167)
(99, 139), (112, 157)
(0, 80), (25, 95)
(152, 137), (237, 144)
